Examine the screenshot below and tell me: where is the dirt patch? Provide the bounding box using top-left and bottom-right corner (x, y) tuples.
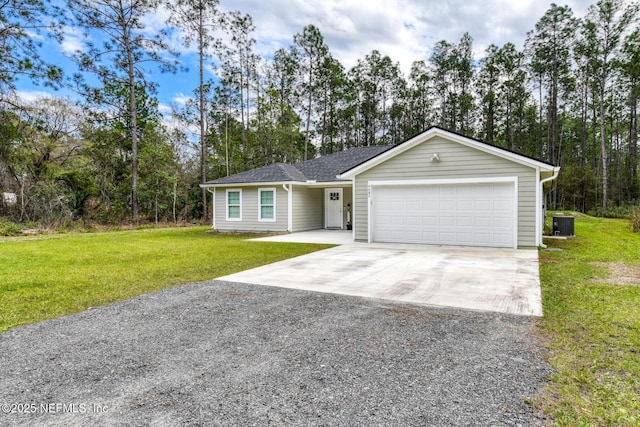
(589, 262), (640, 286)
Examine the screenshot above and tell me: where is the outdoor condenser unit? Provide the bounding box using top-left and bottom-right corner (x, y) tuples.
(552, 216), (575, 237)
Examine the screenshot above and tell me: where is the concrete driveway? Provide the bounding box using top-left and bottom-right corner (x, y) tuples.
(217, 241), (542, 316)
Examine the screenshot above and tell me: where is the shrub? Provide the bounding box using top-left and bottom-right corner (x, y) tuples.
(631, 207), (640, 233)
(0, 219), (22, 236)
(588, 205), (634, 219)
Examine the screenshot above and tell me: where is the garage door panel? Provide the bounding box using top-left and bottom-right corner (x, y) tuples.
(456, 232), (475, 245)
(439, 216), (455, 226)
(372, 182), (515, 248)
(493, 200), (513, 211)
(457, 200), (474, 210)
(456, 186), (476, 197)
(475, 232), (493, 245)
(438, 206), (455, 213)
(456, 215), (474, 226)
(421, 216), (438, 226)
(475, 216), (491, 227)
(492, 216), (513, 227)
(406, 200), (420, 210)
(406, 215), (421, 226)
(475, 200), (491, 211)
(492, 234), (512, 247)
(492, 184), (513, 196)
(438, 232), (456, 245)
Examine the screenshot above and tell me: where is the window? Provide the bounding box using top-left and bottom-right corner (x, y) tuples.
(226, 189), (242, 221)
(259, 188), (276, 221)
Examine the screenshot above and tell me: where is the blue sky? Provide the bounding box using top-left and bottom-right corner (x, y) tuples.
(16, 0), (593, 116)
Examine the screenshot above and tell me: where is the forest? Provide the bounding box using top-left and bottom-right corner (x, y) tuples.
(0, 0), (639, 228)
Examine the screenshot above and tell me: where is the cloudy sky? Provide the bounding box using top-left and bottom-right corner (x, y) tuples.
(19, 0), (595, 113)
(228, 0), (592, 72)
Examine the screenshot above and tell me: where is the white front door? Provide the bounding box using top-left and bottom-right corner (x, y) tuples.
(325, 188), (343, 229)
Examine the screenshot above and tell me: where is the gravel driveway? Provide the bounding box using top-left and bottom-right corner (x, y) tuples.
(0, 280), (551, 426)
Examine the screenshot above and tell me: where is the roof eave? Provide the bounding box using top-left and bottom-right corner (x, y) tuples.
(200, 179), (352, 189)
(199, 181), (297, 189)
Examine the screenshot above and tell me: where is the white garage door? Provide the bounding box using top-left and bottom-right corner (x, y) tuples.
(371, 181), (516, 248)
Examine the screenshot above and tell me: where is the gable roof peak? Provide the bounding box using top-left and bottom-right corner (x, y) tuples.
(338, 127), (557, 179)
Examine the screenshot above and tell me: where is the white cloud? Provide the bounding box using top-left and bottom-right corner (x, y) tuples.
(158, 103), (172, 114)
(61, 27), (85, 55)
(15, 90), (56, 103)
(172, 93), (192, 106)
(140, 4), (171, 36)
(25, 30), (45, 40)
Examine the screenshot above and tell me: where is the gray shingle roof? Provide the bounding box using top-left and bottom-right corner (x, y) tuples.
(294, 145), (393, 182)
(204, 145), (393, 185)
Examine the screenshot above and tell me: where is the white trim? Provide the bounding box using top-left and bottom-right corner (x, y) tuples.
(339, 127), (556, 180)
(368, 177), (519, 249)
(225, 189), (242, 221)
(368, 176), (518, 187)
(324, 188), (344, 229)
(258, 187), (276, 222)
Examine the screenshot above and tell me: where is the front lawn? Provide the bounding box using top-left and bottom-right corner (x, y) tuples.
(537, 214), (640, 426)
(0, 227), (331, 332)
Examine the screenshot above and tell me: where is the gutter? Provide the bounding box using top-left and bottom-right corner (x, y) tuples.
(282, 184), (292, 232)
(539, 167), (560, 248)
(206, 188), (215, 229)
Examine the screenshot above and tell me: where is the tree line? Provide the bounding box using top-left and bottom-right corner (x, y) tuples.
(0, 0), (638, 227)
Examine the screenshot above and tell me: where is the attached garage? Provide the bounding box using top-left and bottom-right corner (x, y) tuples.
(370, 178), (517, 248)
(338, 127), (560, 249)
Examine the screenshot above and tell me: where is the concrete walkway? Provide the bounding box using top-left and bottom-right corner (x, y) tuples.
(218, 242), (543, 316)
(251, 229), (353, 245)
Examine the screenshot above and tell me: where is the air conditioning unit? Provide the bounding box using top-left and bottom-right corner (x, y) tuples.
(552, 216), (574, 237)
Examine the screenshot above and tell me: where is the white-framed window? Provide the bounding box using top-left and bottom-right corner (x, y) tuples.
(258, 188), (276, 221)
(226, 189), (242, 221)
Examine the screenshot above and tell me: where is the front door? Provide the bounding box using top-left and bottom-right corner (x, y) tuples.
(325, 188), (343, 229)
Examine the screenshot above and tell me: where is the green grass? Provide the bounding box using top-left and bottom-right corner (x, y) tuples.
(537, 215), (640, 426)
(0, 227), (331, 332)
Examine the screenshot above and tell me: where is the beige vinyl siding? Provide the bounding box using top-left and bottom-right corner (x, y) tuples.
(292, 186), (323, 231)
(214, 186), (288, 232)
(353, 136), (538, 247)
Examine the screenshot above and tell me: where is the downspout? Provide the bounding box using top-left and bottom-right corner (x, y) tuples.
(539, 167), (560, 248)
(206, 187), (215, 229)
(283, 184), (292, 232)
